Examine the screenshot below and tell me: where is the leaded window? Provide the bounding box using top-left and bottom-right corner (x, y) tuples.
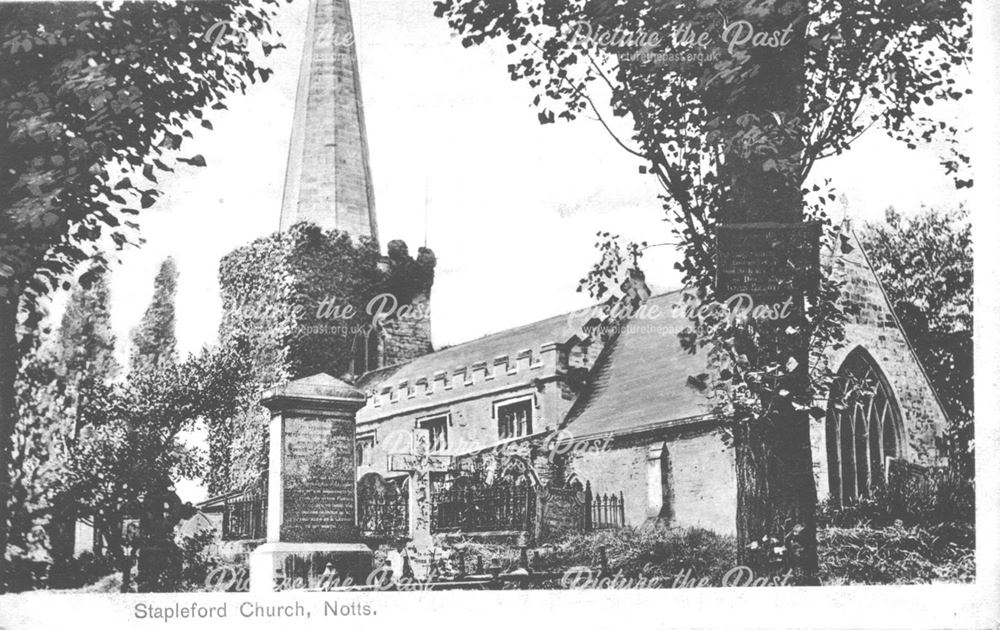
(826, 348), (903, 505)
(421, 415), (448, 452)
(497, 399), (532, 440)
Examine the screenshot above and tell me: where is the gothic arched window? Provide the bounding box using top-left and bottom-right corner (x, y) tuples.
(352, 327), (383, 376)
(825, 348), (903, 505)
(366, 328), (381, 372)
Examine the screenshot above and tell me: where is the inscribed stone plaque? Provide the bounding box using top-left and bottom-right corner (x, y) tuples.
(281, 415), (357, 543)
(715, 222), (821, 301)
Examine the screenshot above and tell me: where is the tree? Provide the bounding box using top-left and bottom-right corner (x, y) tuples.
(53, 342), (252, 591)
(0, 0), (288, 581)
(433, 0), (970, 582)
(5, 273), (120, 578)
(859, 206), (973, 478)
(50, 272), (120, 426)
(130, 257), (179, 373)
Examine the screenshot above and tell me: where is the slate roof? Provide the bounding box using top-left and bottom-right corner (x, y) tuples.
(357, 290), (715, 438)
(559, 292), (715, 442)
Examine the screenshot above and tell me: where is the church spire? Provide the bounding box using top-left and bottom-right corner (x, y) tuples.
(279, 0), (379, 242)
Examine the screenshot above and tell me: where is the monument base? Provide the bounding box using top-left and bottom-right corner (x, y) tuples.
(249, 542), (373, 593)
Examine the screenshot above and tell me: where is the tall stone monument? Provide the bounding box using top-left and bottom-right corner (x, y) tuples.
(249, 373), (373, 592)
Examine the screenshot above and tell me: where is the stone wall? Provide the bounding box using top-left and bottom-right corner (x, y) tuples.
(381, 292), (433, 367)
(664, 431), (736, 534)
(355, 375), (573, 484)
(810, 231), (949, 499)
(566, 427), (736, 535)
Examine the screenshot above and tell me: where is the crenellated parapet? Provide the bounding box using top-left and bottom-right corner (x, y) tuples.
(363, 342), (572, 411)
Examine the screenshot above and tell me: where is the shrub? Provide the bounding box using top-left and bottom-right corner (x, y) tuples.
(48, 550), (116, 590)
(3, 543), (52, 592)
(817, 474), (975, 529)
(818, 522), (974, 585)
(171, 530), (223, 592)
(433, 525), (736, 589)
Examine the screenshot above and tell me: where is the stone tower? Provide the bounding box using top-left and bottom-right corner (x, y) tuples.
(279, 0), (378, 240)
(212, 0), (435, 494)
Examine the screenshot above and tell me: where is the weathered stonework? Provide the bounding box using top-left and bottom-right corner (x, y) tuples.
(566, 428), (736, 535)
(279, 0), (377, 238)
(250, 373), (373, 592)
(809, 231), (949, 500)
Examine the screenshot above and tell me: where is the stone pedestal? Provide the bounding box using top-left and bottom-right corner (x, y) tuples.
(249, 373), (373, 592)
(250, 542), (373, 591)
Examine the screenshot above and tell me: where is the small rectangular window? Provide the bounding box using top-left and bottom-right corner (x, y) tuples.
(420, 415), (449, 452)
(356, 434), (375, 466)
(497, 399), (533, 440)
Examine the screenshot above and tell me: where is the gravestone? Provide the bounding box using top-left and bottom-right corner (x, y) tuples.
(388, 429), (451, 575)
(248, 373), (373, 592)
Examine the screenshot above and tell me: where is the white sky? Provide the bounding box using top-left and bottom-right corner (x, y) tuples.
(94, 0), (970, 364)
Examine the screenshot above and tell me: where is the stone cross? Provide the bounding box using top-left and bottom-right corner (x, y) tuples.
(389, 429), (451, 550)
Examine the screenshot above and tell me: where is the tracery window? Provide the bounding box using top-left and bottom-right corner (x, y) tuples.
(826, 348), (903, 504)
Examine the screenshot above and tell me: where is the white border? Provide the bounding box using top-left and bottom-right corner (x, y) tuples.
(1, 1), (998, 628)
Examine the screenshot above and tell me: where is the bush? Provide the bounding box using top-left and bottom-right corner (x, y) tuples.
(817, 476), (975, 529)
(817, 496), (896, 528)
(433, 525), (736, 589)
(3, 544), (52, 592)
(171, 530), (223, 592)
(818, 522), (974, 585)
(48, 550), (116, 590)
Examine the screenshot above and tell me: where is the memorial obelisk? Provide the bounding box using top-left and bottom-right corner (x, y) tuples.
(248, 374), (373, 591)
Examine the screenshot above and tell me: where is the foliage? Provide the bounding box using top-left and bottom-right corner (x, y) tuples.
(7, 274), (119, 572)
(432, 0), (969, 580)
(130, 257), (179, 373)
(858, 206), (973, 477)
(817, 478), (974, 529)
(212, 224), (435, 493)
(818, 522), (974, 585)
(433, 0), (970, 300)
(45, 272), (120, 395)
(2, 523), (52, 591)
(47, 550), (115, 590)
(433, 525), (736, 588)
(538, 524), (735, 579)
(49, 341), (253, 588)
(0, 0), (289, 580)
(0, 0), (287, 312)
(171, 529), (223, 592)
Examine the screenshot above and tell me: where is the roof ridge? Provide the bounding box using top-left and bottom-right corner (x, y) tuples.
(398, 287), (688, 361)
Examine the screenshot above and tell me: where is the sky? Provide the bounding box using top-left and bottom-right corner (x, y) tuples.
(89, 0), (970, 365)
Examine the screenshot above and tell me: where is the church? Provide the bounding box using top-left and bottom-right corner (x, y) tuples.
(205, 0), (949, 541)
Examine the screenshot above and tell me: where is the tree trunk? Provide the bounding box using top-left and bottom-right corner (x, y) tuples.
(718, 0), (819, 584)
(0, 295), (18, 592)
(735, 391), (819, 582)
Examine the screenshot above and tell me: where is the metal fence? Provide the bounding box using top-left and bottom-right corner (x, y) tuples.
(222, 484), (266, 541)
(432, 482), (535, 533)
(585, 482), (625, 530)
